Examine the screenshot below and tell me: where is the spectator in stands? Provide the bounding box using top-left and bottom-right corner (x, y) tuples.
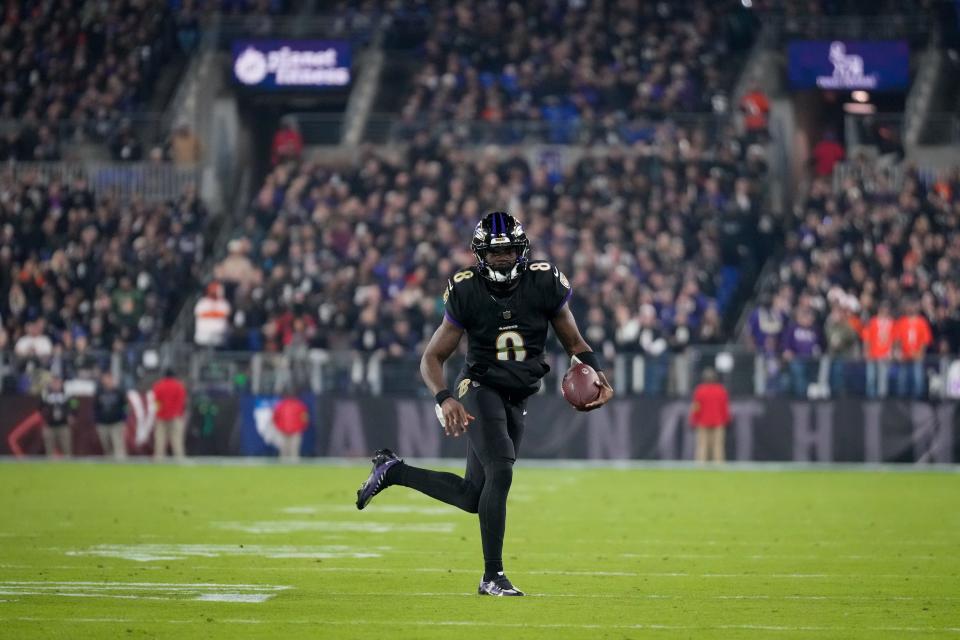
(863, 301), (896, 399)
(109, 121), (144, 162)
(689, 368), (730, 463)
(935, 301), (960, 356)
(215, 239), (262, 297)
(740, 81), (770, 143)
(401, 0), (742, 131)
(271, 117), (304, 165)
(747, 292), (787, 394)
(95, 371), (128, 460)
(812, 131), (845, 178)
(41, 376), (74, 458)
(152, 369), (188, 461)
(894, 299), (933, 399)
(194, 282), (231, 348)
(748, 293), (786, 355)
(781, 306), (823, 398)
(169, 122), (203, 165)
(112, 277), (145, 332)
(1, 174), (208, 353)
(697, 304), (725, 345)
(14, 320), (53, 361)
(669, 308), (694, 395)
(824, 295), (861, 397)
(639, 304), (669, 395)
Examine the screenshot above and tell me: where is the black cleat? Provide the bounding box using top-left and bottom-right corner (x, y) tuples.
(355, 448), (402, 510)
(478, 572), (525, 596)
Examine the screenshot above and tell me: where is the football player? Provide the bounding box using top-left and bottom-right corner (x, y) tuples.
(356, 211), (613, 596)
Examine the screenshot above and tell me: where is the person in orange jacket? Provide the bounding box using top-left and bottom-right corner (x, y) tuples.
(862, 301), (896, 399)
(689, 368), (730, 463)
(894, 299), (933, 399)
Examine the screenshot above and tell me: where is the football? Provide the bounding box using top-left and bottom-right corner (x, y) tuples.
(561, 362), (601, 410)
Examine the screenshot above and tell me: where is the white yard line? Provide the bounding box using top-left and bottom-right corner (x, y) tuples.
(213, 520), (455, 534)
(281, 505), (452, 515)
(260, 591), (960, 602)
(564, 538), (960, 547)
(275, 566), (957, 580)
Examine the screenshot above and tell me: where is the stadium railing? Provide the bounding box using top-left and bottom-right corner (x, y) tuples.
(767, 14), (935, 44)
(3, 162), (201, 203)
(387, 115), (730, 146)
(209, 14), (386, 48)
(0, 113), (169, 149)
(3, 345), (957, 401)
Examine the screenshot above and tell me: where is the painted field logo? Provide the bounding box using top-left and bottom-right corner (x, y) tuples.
(0, 581), (289, 603)
(66, 544), (385, 562)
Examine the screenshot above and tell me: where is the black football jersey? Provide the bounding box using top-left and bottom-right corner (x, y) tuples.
(444, 262), (572, 396)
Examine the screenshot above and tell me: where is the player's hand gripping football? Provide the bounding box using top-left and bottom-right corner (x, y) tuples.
(440, 398), (475, 437)
(580, 371), (614, 412)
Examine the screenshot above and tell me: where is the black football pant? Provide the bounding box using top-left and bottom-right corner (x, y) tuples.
(388, 381), (527, 571)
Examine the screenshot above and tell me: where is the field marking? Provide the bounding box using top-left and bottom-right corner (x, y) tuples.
(0, 581), (289, 603)
(272, 591), (960, 602)
(213, 520), (455, 534)
(281, 505), (453, 516)
(568, 538), (960, 547)
(287, 567), (958, 580)
(620, 552), (947, 561)
(2, 616), (959, 633)
(64, 544), (387, 562)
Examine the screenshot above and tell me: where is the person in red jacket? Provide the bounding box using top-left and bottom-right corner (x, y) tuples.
(273, 394), (310, 461)
(152, 369), (188, 460)
(689, 368), (730, 463)
(270, 117), (303, 165)
(812, 132), (845, 177)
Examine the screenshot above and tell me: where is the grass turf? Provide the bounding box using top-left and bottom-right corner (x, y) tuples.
(0, 461), (958, 639)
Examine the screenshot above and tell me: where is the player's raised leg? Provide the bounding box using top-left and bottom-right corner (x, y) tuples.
(355, 448), (403, 510)
(381, 442), (483, 512)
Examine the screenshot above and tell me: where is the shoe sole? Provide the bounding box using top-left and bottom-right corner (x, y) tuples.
(477, 584), (524, 596)
(355, 458), (400, 510)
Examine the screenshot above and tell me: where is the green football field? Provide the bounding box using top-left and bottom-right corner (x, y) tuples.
(0, 461), (958, 639)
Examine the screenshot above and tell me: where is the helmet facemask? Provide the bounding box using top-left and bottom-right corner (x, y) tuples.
(476, 244), (528, 283)
(471, 212), (530, 285)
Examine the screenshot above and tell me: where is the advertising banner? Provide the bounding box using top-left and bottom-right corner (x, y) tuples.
(788, 40), (909, 90)
(310, 396), (959, 463)
(232, 40), (351, 89)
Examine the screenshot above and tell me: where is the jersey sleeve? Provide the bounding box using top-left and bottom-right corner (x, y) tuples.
(541, 264), (573, 317)
(442, 270), (472, 330)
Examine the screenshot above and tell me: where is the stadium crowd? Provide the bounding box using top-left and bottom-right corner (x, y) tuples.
(0, 0), (180, 158)
(398, 0), (756, 134)
(0, 170), (210, 388)
(746, 161), (960, 398)
(201, 120), (769, 396)
(0, 0), (289, 160)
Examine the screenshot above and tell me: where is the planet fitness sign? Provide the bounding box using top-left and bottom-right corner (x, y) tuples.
(788, 40), (909, 91)
(232, 40), (351, 89)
